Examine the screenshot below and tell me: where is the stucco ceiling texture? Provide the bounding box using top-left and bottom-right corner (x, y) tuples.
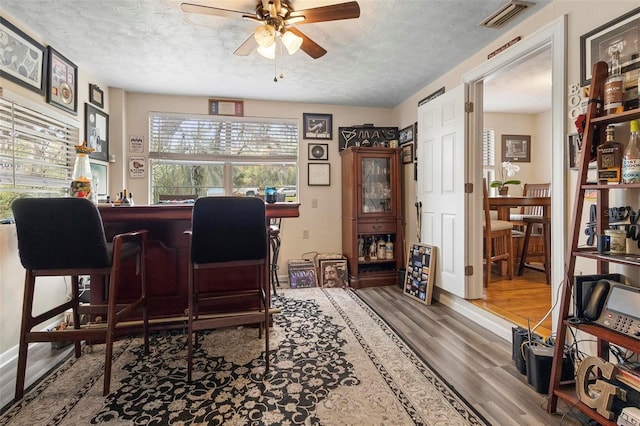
(2, 0), (551, 108)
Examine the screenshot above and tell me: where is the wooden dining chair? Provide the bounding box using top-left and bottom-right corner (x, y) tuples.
(510, 183), (551, 282)
(11, 197), (150, 399)
(186, 196), (271, 382)
(483, 180), (514, 287)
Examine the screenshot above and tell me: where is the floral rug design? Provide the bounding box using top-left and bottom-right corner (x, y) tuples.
(1, 288), (489, 425)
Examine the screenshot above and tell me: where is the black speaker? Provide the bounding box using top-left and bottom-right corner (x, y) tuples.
(574, 273), (621, 319)
(525, 345), (575, 394)
(512, 327), (541, 375)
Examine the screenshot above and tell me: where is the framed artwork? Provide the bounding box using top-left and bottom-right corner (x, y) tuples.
(403, 243), (436, 305)
(303, 113), (332, 140)
(85, 103), (109, 161)
(89, 161), (108, 196)
(401, 143), (414, 164)
(129, 156), (146, 179)
(580, 7), (640, 87)
(46, 47), (77, 114)
(318, 259), (349, 288)
(308, 143), (328, 161)
(208, 98), (244, 116)
(399, 124), (414, 145)
(129, 135), (144, 153)
(567, 133), (580, 170)
(308, 163), (330, 186)
(89, 84), (104, 108)
(501, 134), (531, 162)
(0, 18), (47, 95)
(287, 259), (317, 288)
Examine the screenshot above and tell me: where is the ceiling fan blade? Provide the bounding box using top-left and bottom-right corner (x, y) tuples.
(290, 1), (360, 24)
(233, 34), (258, 56)
(287, 27), (327, 59)
(180, 2), (250, 20)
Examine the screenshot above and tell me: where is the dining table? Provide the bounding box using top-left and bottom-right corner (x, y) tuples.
(487, 195), (551, 284)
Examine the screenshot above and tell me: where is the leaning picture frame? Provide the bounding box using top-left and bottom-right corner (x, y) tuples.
(501, 134), (531, 163)
(0, 18), (47, 95)
(85, 103), (109, 162)
(47, 46), (77, 114)
(580, 7), (640, 87)
(303, 113), (332, 140)
(403, 243), (436, 305)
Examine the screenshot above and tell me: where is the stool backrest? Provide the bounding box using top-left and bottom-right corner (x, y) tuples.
(191, 196), (267, 264)
(12, 197), (110, 270)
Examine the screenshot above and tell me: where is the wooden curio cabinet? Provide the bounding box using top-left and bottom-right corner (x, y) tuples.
(341, 146), (404, 288)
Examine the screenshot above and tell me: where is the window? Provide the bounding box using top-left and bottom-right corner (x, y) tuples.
(149, 113), (298, 203)
(0, 95), (79, 218)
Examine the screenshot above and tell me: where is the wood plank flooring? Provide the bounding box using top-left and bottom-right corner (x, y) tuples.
(356, 285), (588, 426)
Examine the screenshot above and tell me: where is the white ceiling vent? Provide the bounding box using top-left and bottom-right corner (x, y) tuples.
(479, 1), (535, 29)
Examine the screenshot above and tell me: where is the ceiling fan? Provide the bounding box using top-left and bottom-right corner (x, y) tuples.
(180, 0), (360, 59)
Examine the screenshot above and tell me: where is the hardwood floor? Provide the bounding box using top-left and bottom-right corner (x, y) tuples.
(474, 266), (554, 338)
(356, 285), (588, 426)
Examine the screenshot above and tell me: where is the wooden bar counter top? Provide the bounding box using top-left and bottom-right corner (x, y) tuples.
(92, 202), (300, 323)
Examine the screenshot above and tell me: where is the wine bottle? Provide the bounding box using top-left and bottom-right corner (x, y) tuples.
(121, 189), (131, 205)
(604, 50), (624, 115)
(385, 234), (394, 260)
(622, 120), (640, 184)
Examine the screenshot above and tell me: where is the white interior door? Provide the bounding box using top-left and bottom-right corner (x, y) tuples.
(417, 85), (470, 298)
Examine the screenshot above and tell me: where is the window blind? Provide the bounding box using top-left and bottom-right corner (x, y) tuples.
(482, 129), (495, 167)
(149, 113), (298, 161)
(0, 96), (78, 192)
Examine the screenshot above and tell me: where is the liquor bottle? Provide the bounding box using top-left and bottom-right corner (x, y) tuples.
(597, 125), (623, 184)
(377, 237), (386, 260)
(622, 120), (640, 184)
(128, 192), (135, 206)
(604, 50), (624, 115)
(114, 192), (123, 206)
(385, 234), (394, 260)
(121, 189), (131, 205)
(369, 237), (377, 260)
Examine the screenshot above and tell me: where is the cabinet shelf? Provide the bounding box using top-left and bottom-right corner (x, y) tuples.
(552, 388), (617, 426)
(580, 182), (640, 190)
(563, 320), (640, 352)
(573, 249), (640, 267)
(590, 107), (640, 125)
(358, 258), (396, 265)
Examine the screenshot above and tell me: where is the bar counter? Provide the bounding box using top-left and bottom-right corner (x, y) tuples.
(93, 202), (300, 321)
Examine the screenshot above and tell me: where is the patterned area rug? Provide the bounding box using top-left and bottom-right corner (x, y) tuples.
(1, 288), (489, 425)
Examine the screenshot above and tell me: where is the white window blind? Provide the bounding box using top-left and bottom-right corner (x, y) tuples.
(482, 129), (495, 167)
(0, 96), (78, 192)
(149, 113), (298, 161)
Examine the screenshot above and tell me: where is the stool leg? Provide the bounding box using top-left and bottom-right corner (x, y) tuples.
(15, 272), (36, 400)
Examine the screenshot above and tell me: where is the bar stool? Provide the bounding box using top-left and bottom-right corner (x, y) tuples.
(186, 196), (270, 382)
(269, 218), (282, 295)
(11, 197), (150, 399)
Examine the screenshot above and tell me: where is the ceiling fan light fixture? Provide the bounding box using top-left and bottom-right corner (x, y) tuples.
(257, 43), (276, 59)
(254, 24), (276, 47)
(281, 30), (303, 55)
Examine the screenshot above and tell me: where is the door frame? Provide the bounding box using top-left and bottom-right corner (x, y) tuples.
(463, 16), (567, 327)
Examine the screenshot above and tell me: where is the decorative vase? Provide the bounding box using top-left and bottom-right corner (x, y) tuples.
(71, 142), (96, 203)
(498, 186), (509, 196)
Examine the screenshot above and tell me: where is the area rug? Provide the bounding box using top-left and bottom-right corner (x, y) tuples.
(0, 288), (489, 425)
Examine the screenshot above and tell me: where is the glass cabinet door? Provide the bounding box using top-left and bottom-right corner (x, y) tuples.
(361, 156), (391, 214)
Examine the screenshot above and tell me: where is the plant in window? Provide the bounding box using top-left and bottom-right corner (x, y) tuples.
(490, 161), (521, 195)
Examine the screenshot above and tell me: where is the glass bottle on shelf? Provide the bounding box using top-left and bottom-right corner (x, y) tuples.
(622, 119), (640, 184)
(377, 237), (386, 260)
(70, 142), (96, 203)
(604, 50), (624, 115)
(385, 234), (394, 260)
(369, 237), (377, 260)
(597, 124), (623, 184)
(358, 236), (365, 261)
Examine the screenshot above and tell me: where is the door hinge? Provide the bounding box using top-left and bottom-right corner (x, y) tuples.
(465, 265), (473, 276)
(465, 101), (474, 113)
(464, 182), (473, 194)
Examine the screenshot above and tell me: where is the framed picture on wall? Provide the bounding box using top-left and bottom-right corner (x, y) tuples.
(401, 143), (414, 164)
(89, 161), (108, 196)
(46, 46), (77, 114)
(501, 134), (531, 162)
(0, 18), (47, 95)
(303, 113), (332, 140)
(85, 103), (109, 161)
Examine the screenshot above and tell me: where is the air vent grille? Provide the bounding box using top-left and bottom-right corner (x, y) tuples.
(479, 1), (534, 29)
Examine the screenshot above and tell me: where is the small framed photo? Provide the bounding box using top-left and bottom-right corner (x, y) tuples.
(85, 103), (109, 162)
(303, 113), (332, 140)
(501, 134), (531, 163)
(89, 84), (104, 108)
(580, 7), (640, 87)
(402, 143), (414, 164)
(89, 161), (108, 197)
(0, 18), (47, 95)
(308, 143), (328, 161)
(46, 46), (77, 114)
(399, 124), (414, 145)
(308, 163), (330, 186)
(208, 98), (244, 116)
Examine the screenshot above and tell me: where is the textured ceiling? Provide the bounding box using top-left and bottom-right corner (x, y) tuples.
(1, 0), (552, 109)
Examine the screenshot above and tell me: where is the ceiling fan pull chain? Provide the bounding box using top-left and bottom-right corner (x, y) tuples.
(279, 38), (285, 80)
